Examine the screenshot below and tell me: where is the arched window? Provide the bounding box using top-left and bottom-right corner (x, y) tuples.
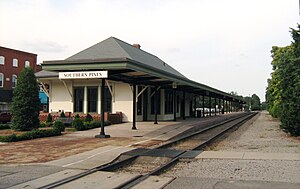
(0, 73), (4, 87)
(13, 58), (18, 67)
(25, 60), (30, 67)
(12, 75), (17, 88)
(0, 56), (4, 65)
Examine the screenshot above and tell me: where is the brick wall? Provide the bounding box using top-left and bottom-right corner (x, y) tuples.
(39, 112), (123, 125)
(0, 46), (38, 90)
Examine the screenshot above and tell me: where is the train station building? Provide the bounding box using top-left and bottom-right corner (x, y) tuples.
(36, 37), (244, 132)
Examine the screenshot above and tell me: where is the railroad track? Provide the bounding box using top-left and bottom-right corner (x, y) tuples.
(39, 112), (257, 189)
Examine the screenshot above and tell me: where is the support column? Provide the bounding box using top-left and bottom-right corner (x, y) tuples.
(214, 97), (217, 116)
(222, 98), (225, 114)
(202, 95), (205, 117)
(173, 89), (176, 121)
(154, 86), (158, 124)
(219, 98), (221, 114)
(193, 95), (197, 117)
(83, 86), (87, 114)
(226, 100), (228, 113)
(182, 91), (186, 120)
(132, 84), (137, 130)
(209, 96), (212, 116)
(95, 79), (110, 138)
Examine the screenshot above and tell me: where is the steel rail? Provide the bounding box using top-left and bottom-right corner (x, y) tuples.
(113, 112), (257, 189)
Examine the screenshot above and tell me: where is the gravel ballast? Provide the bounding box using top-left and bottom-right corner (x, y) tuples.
(164, 111), (300, 185)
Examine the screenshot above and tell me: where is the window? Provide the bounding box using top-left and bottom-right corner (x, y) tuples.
(87, 87), (98, 113)
(0, 73), (3, 87)
(104, 86), (112, 113)
(165, 90), (174, 114)
(12, 75), (17, 88)
(0, 56), (4, 65)
(25, 60), (30, 67)
(74, 87), (84, 112)
(13, 58), (18, 67)
(151, 88), (161, 114)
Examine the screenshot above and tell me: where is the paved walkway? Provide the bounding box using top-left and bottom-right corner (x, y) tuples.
(196, 151), (300, 161)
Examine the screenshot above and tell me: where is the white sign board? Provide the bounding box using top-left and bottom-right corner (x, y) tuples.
(59, 71), (108, 79)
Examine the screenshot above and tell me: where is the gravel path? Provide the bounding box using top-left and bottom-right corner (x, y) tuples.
(164, 111), (300, 185)
(212, 111), (300, 153)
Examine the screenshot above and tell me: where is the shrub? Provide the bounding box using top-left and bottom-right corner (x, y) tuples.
(0, 129), (61, 142)
(45, 122), (53, 127)
(72, 118), (85, 131)
(82, 120), (110, 130)
(46, 114), (53, 123)
(53, 120), (65, 132)
(74, 114), (80, 119)
(60, 111), (66, 118)
(90, 120), (101, 128)
(0, 124), (11, 130)
(85, 114), (93, 122)
(39, 122), (46, 128)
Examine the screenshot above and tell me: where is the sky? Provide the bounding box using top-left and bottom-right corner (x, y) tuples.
(0, 0), (299, 101)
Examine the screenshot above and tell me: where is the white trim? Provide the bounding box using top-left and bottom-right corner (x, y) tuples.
(0, 56), (4, 65)
(105, 80), (114, 102)
(12, 74), (17, 88)
(136, 86), (148, 102)
(60, 80), (73, 100)
(12, 58), (18, 67)
(0, 73), (3, 87)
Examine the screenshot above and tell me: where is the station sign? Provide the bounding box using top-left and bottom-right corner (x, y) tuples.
(59, 71), (108, 79)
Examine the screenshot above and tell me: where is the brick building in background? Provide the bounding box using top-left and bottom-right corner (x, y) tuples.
(0, 46), (41, 111)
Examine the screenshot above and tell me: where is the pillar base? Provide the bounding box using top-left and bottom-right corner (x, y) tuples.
(95, 134), (111, 138)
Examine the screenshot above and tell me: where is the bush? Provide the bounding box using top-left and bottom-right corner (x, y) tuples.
(74, 114), (80, 119)
(46, 114), (53, 123)
(82, 120), (110, 130)
(60, 111), (66, 118)
(85, 114), (93, 122)
(53, 120), (65, 132)
(39, 122), (46, 128)
(72, 118), (85, 131)
(0, 129), (61, 142)
(45, 122), (53, 127)
(0, 124), (11, 130)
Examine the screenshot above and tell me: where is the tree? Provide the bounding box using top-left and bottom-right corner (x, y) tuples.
(266, 24), (300, 136)
(11, 68), (40, 131)
(251, 94), (261, 111)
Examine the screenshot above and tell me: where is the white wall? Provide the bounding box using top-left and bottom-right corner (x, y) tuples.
(49, 80), (73, 112)
(112, 82), (133, 122)
(47, 78), (193, 122)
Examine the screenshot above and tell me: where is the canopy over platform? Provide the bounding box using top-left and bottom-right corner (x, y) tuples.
(37, 37), (244, 103)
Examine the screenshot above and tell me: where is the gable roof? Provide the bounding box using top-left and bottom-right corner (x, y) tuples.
(66, 37), (187, 79)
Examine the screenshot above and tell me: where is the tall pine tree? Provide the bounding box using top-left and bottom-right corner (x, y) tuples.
(11, 68), (40, 131)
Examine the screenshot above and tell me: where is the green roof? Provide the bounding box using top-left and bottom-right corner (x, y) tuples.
(66, 37), (186, 79)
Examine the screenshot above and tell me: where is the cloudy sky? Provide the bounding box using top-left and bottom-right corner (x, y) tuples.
(0, 0), (299, 101)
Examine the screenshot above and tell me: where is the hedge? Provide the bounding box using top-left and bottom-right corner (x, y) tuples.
(73, 119), (111, 131)
(0, 129), (61, 142)
(0, 124), (11, 130)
